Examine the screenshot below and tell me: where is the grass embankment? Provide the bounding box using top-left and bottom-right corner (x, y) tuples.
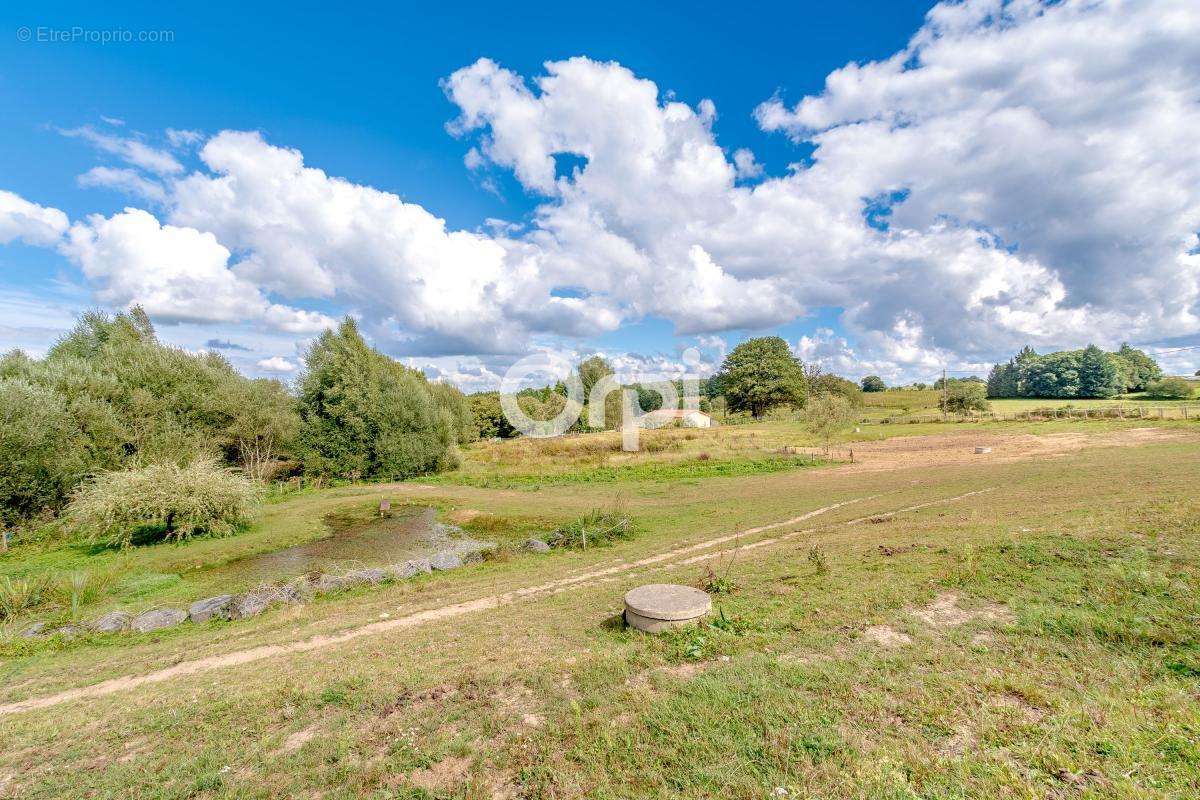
(0, 424), (1198, 797)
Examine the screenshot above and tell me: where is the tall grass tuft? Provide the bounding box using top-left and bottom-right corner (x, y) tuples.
(0, 575), (49, 622)
(548, 507), (637, 550)
(68, 456), (261, 549)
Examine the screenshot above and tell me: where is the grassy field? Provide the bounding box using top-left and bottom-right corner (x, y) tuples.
(857, 388), (1200, 422)
(2, 418), (1200, 798)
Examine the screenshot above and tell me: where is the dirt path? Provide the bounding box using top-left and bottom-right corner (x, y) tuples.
(835, 426), (1190, 473)
(0, 489), (993, 716)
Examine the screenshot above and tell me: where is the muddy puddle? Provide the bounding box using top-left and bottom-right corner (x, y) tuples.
(206, 506), (491, 585)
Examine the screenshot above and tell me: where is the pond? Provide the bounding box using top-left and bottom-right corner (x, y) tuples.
(204, 506), (492, 586)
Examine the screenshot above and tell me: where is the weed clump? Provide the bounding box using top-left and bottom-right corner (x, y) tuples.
(548, 508), (637, 550)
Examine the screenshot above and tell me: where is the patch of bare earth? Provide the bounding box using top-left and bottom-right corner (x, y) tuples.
(910, 592), (1013, 629)
(272, 725), (319, 756)
(626, 660), (716, 689)
(938, 723), (979, 757)
(862, 626), (913, 648)
(991, 691), (1046, 723)
(838, 426), (1192, 473)
(406, 755), (472, 793)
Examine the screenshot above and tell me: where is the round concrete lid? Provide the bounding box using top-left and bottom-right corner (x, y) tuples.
(624, 583), (712, 621)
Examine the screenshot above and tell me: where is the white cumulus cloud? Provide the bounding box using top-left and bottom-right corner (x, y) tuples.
(0, 190), (69, 246)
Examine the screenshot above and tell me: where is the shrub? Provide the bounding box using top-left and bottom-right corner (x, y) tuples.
(940, 381), (989, 413)
(1144, 377), (1194, 400)
(68, 457), (261, 548)
(804, 393), (856, 447)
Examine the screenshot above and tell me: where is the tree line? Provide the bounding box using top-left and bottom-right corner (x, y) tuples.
(985, 344), (1167, 399)
(0, 310), (475, 533)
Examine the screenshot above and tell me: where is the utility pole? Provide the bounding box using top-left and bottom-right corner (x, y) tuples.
(941, 367), (948, 419)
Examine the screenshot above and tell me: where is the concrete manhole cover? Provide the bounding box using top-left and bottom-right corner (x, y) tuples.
(624, 583), (712, 633)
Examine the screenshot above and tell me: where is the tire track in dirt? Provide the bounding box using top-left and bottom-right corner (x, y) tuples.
(0, 489), (991, 716)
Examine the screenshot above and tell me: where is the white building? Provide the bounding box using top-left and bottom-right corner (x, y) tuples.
(642, 408), (715, 428)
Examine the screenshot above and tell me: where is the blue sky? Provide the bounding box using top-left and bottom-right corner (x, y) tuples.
(2, 0), (1198, 386)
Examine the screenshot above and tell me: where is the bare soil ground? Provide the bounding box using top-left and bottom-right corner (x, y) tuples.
(835, 425), (1189, 472)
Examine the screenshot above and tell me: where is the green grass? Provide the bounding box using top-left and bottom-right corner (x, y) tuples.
(428, 454), (829, 489)
(2, 419), (1200, 798)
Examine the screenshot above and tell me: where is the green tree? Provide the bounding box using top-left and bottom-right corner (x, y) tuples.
(0, 380), (89, 525)
(715, 337), (806, 418)
(468, 392), (516, 439)
(986, 360), (1019, 398)
(296, 318), (457, 480)
(0, 307), (301, 526)
(940, 380), (989, 413)
(576, 355), (622, 429)
(428, 381), (479, 445)
(804, 393), (856, 449)
(68, 456), (260, 549)
(1078, 344), (1121, 398)
(860, 375), (886, 393)
(1113, 343), (1162, 392)
(1144, 377), (1194, 400)
(812, 373), (863, 405)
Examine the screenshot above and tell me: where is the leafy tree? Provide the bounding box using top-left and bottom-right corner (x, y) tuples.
(0, 380), (90, 525)
(804, 393), (856, 448)
(986, 360), (1019, 398)
(1113, 343), (1163, 392)
(1078, 344), (1122, 398)
(812, 373), (863, 405)
(428, 381), (479, 445)
(296, 318), (457, 480)
(715, 337), (806, 418)
(222, 378), (301, 481)
(860, 375), (886, 392)
(576, 355), (623, 429)
(940, 380), (989, 413)
(1144, 377), (1194, 400)
(468, 392), (516, 439)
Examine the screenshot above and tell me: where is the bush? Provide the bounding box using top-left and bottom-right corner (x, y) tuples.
(940, 381), (989, 413)
(1144, 377), (1194, 400)
(804, 393), (856, 446)
(68, 457), (261, 548)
